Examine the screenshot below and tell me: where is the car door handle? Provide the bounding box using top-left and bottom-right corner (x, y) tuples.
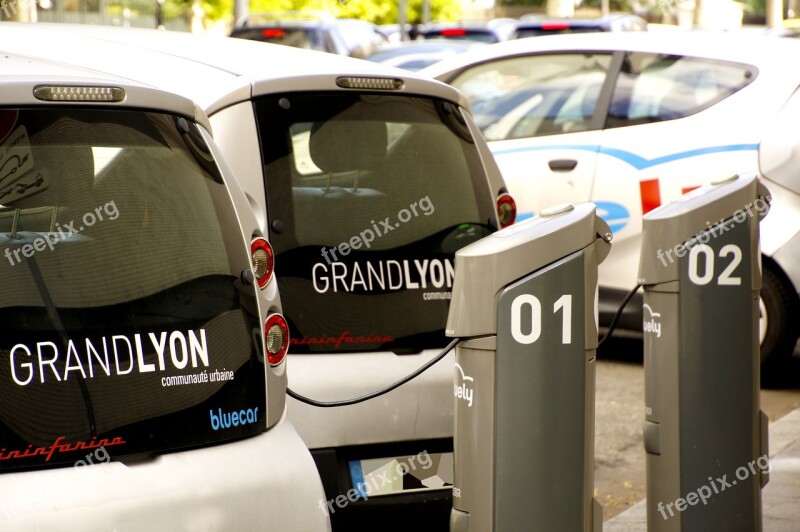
(548, 159), (578, 172)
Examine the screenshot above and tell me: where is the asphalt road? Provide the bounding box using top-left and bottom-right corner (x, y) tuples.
(594, 338), (800, 521)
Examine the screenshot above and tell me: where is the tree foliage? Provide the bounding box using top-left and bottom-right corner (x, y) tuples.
(497, 0), (635, 11)
(243, 0), (461, 24)
(167, 0), (233, 22)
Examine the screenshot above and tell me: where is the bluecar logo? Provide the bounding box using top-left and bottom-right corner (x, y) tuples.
(209, 406), (259, 431)
(454, 363), (474, 408)
(643, 304), (662, 338)
(595, 201), (630, 234)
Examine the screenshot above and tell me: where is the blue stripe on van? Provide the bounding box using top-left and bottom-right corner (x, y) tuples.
(490, 143), (759, 170)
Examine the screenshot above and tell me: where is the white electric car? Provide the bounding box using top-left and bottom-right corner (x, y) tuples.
(422, 31), (800, 367)
(0, 54), (329, 530)
(0, 24), (511, 530)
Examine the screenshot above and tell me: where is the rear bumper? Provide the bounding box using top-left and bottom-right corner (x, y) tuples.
(312, 439), (453, 532)
(286, 348), (455, 449)
(0, 410), (330, 532)
(286, 349), (457, 530)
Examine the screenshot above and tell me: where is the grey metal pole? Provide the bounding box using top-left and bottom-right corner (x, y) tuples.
(766, 0), (783, 28)
(155, 0), (164, 29)
(398, 0), (407, 41)
(233, 0), (248, 27)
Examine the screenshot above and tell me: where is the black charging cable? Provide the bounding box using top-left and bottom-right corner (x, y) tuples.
(288, 284), (641, 408)
(286, 338), (460, 408)
(597, 283), (643, 348)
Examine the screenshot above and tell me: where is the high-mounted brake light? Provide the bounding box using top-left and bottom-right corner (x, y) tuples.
(264, 313), (289, 366)
(262, 28), (286, 38)
(541, 22), (571, 30)
(497, 193), (517, 228)
(33, 86), (125, 102)
(441, 28), (467, 36)
(336, 77), (404, 91)
(250, 237), (274, 289)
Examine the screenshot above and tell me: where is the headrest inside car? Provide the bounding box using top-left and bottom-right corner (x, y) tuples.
(309, 120), (387, 174)
(7, 145), (94, 209)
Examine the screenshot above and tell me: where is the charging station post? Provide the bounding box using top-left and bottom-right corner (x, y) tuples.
(446, 203), (610, 532)
(638, 173), (770, 531)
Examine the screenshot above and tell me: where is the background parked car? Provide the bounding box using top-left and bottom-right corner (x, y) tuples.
(336, 18), (390, 58)
(422, 31), (800, 370)
(231, 13), (388, 58)
(376, 23), (415, 43)
(364, 39), (487, 71)
(416, 18), (518, 43)
(230, 11), (351, 56)
(512, 13), (648, 38)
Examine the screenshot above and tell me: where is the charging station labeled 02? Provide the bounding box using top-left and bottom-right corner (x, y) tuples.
(510, 293), (573, 345)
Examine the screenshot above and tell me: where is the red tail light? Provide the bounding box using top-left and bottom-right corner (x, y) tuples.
(264, 313), (289, 366)
(251, 237), (274, 289)
(541, 22), (571, 30)
(262, 28), (286, 38)
(497, 193), (517, 228)
(441, 28), (467, 37)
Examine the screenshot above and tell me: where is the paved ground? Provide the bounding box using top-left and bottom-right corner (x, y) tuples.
(594, 338), (800, 523)
(605, 406), (800, 531)
(595, 355), (647, 520)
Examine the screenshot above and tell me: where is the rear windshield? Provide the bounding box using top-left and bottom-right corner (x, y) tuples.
(513, 27), (603, 38)
(0, 109), (263, 471)
(422, 30), (498, 43)
(255, 92), (495, 354)
(231, 27), (326, 51)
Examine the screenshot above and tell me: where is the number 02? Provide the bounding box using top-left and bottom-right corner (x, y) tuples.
(687, 244), (742, 286)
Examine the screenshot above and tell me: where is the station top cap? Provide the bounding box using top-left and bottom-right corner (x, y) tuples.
(540, 202), (575, 217)
(446, 202), (611, 338)
(637, 173), (770, 285)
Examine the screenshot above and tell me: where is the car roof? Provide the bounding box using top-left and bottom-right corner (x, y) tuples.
(519, 12), (641, 24)
(421, 20), (500, 30)
(0, 23), (470, 114)
(0, 50), (205, 124)
(516, 16), (634, 28)
(369, 39), (484, 55)
(418, 19), (515, 38)
(420, 30), (800, 79)
(234, 10), (336, 27)
(232, 19), (332, 29)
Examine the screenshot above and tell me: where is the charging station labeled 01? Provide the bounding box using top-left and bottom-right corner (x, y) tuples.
(510, 293), (573, 345)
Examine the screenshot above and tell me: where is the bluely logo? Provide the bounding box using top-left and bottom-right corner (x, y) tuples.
(209, 406), (259, 431)
(643, 304), (662, 338)
(454, 363), (474, 408)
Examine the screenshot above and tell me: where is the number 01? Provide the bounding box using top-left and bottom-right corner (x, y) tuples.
(510, 294), (572, 345)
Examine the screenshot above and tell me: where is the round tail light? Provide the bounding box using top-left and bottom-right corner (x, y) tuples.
(264, 313), (289, 366)
(251, 237), (274, 289)
(497, 193), (516, 229)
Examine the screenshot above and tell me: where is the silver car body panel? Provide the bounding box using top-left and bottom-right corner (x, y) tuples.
(0, 410), (329, 532)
